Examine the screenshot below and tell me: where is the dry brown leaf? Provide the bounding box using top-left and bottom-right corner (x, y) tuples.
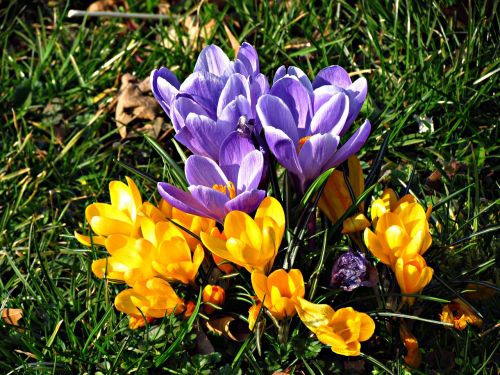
(1, 308), (23, 326)
(223, 22), (240, 56)
(206, 316), (250, 342)
(87, 0), (127, 12)
(115, 73), (164, 138)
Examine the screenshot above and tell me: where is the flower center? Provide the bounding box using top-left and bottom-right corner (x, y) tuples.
(212, 181), (236, 199)
(297, 136), (311, 154)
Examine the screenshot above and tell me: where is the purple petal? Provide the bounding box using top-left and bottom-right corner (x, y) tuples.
(182, 114), (225, 160)
(237, 42), (259, 76)
(158, 182), (211, 218)
(287, 66), (313, 92)
(262, 125), (302, 177)
(272, 65), (286, 84)
(309, 93), (349, 135)
(151, 68), (180, 115)
(237, 150), (264, 192)
(342, 77), (368, 134)
(327, 120), (371, 168)
(219, 131), (256, 183)
(313, 85), (344, 113)
(257, 95), (299, 144)
(185, 155), (228, 187)
(194, 45), (230, 76)
(180, 71), (224, 117)
(217, 74), (250, 117)
(171, 96), (210, 132)
(217, 95), (252, 131)
(270, 76), (312, 131)
(189, 185), (228, 222)
(298, 133), (339, 191)
(313, 66), (352, 89)
(224, 190), (266, 214)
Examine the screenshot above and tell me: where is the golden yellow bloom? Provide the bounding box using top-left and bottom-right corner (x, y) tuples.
(399, 322), (421, 368)
(251, 269), (305, 320)
(200, 197), (285, 274)
(114, 278), (185, 328)
(128, 315), (155, 330)
(440, 299), (483, 330)
(394, 255), (433, 305)
(75, 177), (143, 246)
(248, 302), (263, 330)
(364, 200), (432, 266)
(295, 298), (375, 356)
(318, 156), (370, 234)
(202, 285), (226, 314)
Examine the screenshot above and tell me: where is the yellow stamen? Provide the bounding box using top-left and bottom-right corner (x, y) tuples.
(212, 181), (237, 199)
(297, 136), (311, 154)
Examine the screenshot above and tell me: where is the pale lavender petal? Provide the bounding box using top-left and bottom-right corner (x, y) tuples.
(151, 67), (180, 115)
(224, 190), (266, 214)
(313, 66), (352, 89)
(342, 77), (368, 134)
(237, 42), (259, 76)
(309, 93), (349, 135)
(183, 113), (225, 160)
(219, 131), (256, 183)
(327, 120), (371, 168)
(194, 45), (230, 76)
(298, 133), (339, 191)
(217, 74), (250, 116)
(170, 96), (210, 131)
(217, 95), (252, 131)
(185, 155), (228, 187)
(313, 85), (343, 113)
(174, 126), (206, 157)
(272, 65), (286, 84)
(180, 71), (224, 117)
(287, 66), (313, 92)
(270, 76), (312, 131)
(262, 126), (302, 177)
(189, 185), (228, 222)
(237, 150), (264, 192)
(158, 182), (212, 218)
(257, 95), (299, 144)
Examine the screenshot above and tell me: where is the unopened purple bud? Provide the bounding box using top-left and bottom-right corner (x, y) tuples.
(330, 251), (376, 291)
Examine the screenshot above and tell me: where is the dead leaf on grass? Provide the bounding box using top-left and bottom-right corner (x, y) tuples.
(1, 308), (23, 326)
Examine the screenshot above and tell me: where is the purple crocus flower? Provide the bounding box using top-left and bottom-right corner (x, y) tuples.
(157, 132), (266, 223)
(330, 251), (377, 292)
(256, 65), (371, 193)
(151, 43), (269, 161)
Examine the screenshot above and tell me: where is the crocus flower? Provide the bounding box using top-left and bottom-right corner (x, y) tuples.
(330, 250), (376, 291)
(158, 133), (266, 223)
(363, 200), (433, 266)
(440, 299), (483, 330)
(295, 298), (375, 356)
(114, 278), (185, 328)
(318, 155), (370, 233)
(202, 285), (226, 314)
(248, 302), (263, 330)
(151, 43), (269, 160)
(251, 269), (305, 319)
(257, 65), (371, 192)
(399, 322), (422, 368)
(200, 197), (285, 274)
(394, 255), (433, 305)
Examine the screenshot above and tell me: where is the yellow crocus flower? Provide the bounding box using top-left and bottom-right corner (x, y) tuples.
(295, 298), (375, 356)
(200, 197), (285, 274)
(114, 278), (185, 329)
(318, 155), (370, 234)
(399, 322), (422, 368)
(251, 269), (305, 320)
(394, 255), (433, 305)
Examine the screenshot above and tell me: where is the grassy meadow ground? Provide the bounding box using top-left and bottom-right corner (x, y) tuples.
(0, 0), (499, 373)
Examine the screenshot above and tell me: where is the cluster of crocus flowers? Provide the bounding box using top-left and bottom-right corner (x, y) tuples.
(364, 189), (434, 305)
(76, 177), (216, 328)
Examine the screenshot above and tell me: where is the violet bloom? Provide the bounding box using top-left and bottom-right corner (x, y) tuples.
(158, 132), (266, 223)
(256, 65), (371, 193)
(330, 251), (376, 292)
(151, 43), (269, 161)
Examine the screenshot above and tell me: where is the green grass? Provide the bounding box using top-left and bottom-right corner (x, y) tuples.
(1, 0), (499, 373)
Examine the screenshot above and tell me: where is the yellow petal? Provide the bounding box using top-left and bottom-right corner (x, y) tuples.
(90, 216), (133, 236)
(267, 269), (291, 297)
(251, 271), (269, 304)
(74, 231), (106, 246)
(342, 213), (370, 234)
(255, 197), (285, 240)
(224, 211), (262, 250)
(358, 313), (376, 341)
(86, 203), (132, 225)
(363, 228), (391, 265)
(295, 297), (334, 332)
(201, 232), (233, 263)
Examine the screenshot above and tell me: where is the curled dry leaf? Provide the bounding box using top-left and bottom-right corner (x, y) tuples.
(1, 308), (23, 326)
(115, 73), (165, 139)
(87, 0), (127, 12)
(206, 316), (250, 342)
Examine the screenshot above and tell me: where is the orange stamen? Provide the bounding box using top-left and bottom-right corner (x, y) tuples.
(212, 181), (237, 199)
(298, 136), (311, 154)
